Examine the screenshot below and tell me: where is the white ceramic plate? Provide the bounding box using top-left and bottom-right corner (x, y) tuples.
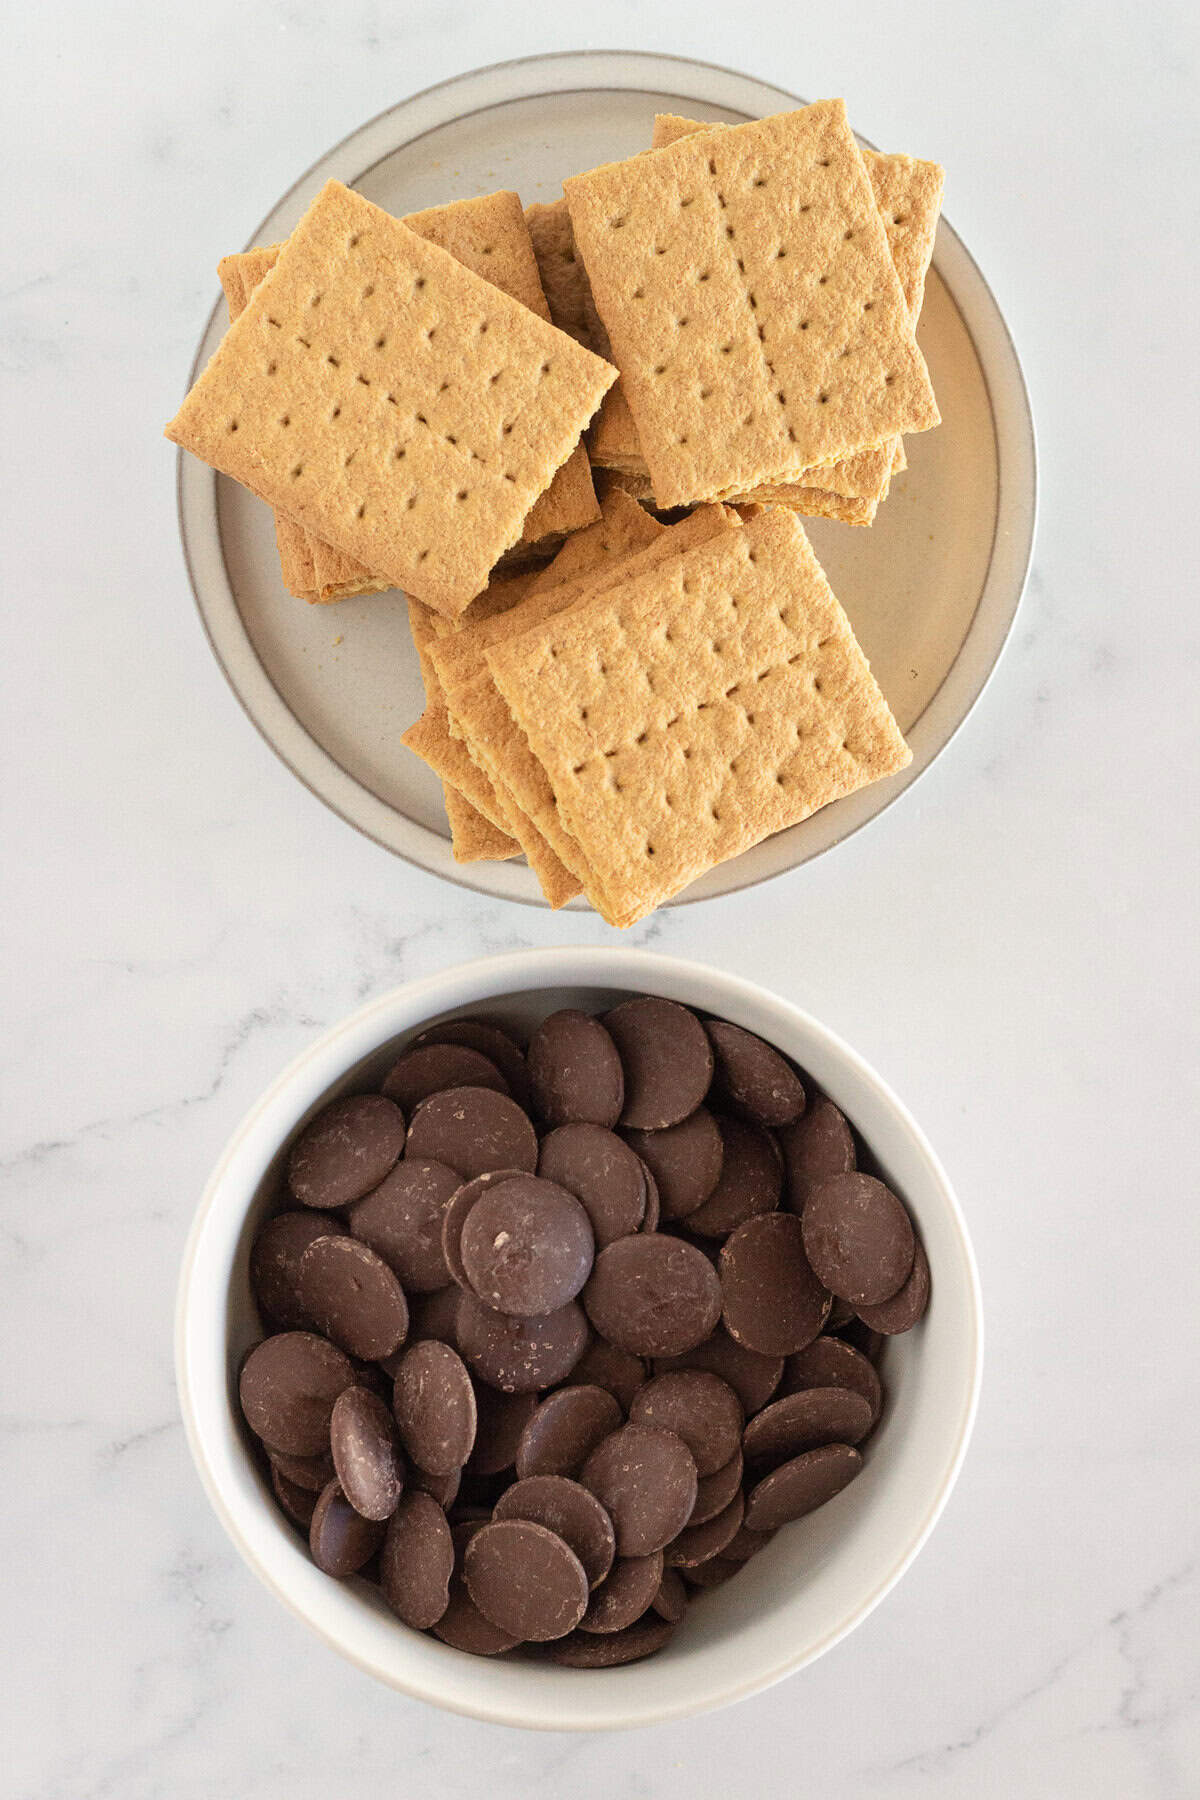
(177, 51), (1036, 911)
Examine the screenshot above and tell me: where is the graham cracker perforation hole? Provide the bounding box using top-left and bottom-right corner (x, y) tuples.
(227, 419), (238, 432)
(290, 463), (303, 478)
(296, 335), (312, 349)
(375, 336), (387, 350)
(279, 414), (291, 428)
(266, 316), (281, 328)
(362, 284), (374, 299)
(326, 354), (340, 367)
(265, 362), (277, 375)
(356, 373), (370, 386)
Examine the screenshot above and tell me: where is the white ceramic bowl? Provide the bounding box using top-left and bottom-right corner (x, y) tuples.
(176, 948), (982, 1730)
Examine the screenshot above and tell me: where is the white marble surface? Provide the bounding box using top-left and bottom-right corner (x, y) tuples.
(4, 3), (1198, 1795)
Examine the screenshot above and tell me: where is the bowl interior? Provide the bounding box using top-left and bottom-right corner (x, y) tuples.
(179, 953), (980, 1729)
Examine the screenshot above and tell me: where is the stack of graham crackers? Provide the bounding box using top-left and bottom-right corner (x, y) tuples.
(167, 100), (942, 923)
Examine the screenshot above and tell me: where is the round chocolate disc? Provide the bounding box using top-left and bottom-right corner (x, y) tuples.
(515, 1385), (623, 1480)
(801, 1173), (915, 1306)
(456, 1293), (589, 1394)
(720, 1213), (832, 1356)
(527, 1009), (625, 1128)
(651, 1568), (689, 1623)
(296, 1235), (409, 1361)
(459, 1175), (594, 1316)
(577, 1551), (664, 1633)
(348, 1158), (459, 1293)
(603, 998), (715, 1130)
(308, 1477), (386, 1576)
(743, 1443), (862, 1531)
(561, 1339), (648, 1411)
(464, 1519), (589, 1641)
(271, 1463), (318, 1530)
(683, 1556), (742, 1590)
(654, 1328), (784, 1415)
(412, 1018), (531, 1112)
(494, 1475), (617, 1587)
(404, 1284), (462, 1352)
(685, 1115), (782, 1238)
(856, 1238), (931, 1333)
(723, 1523), (775, 1563)
(268, 1445), (335, 1492)
(467, 1386), (539, 1475)
(381, 1043), (509, 1112)
(433, 1521), (522, 1655)
(406, 1086), (538, 1181)
(629, 1370), (743, 1476)
(687, 1449), (745, 1526)
(287, 1094), (406, 1210)
(778, 1096), (857, 1212)
(834, 1318), (886, 1363)
(389, 1340), (475, 1477)
(239, 1331), (355, 1457)
(441, 1169), (524, 1292)
(408, 1463), (462, 1509)
(705, 1020), (807, 1127)
(782, 1335), (883, 1424)
(580, 1424), (698, 1557)
(584, 1235), (722, 1357)
(743, 1387), (873, 1468)
(664, 1488), (745, 1568)
(380, 1491), (454, 1629)
(251, 1210), (344, 1330)
(538, 1124), (647, 1247)
(329, 1386), (406, 1521)
(550, 1614), (674, 1665)
(622, 1108), (723, 1221)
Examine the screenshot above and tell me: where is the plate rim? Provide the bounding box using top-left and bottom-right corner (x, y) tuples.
(176, 49), (1037, 913)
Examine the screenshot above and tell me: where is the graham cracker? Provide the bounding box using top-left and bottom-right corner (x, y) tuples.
(169, 181), (616, 617)
(406, 193), (600, 549)
(527, 487), (664, 595)
(403, 570), (535, 859)
(564, 102), (938, 506)
(217, 247), (321, 600)
(650, 114), (942, 506)
(427, 493), (672, 904)
(525, 200), (596, 352)
(486, 507), (910, 926)
(402, 571), (535, 851)
(220, 197), (600, 605)
(459, 505), (742, 918)
(430, 489), (665, 707)
(444, 785), (519, 862)
(402, 703), (520, 841)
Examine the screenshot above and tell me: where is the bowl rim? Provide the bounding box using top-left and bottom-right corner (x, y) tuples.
(175, 946), (983, 1729)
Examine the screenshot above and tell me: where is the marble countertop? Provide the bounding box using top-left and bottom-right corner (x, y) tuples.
(4, 3), (1197, 1795)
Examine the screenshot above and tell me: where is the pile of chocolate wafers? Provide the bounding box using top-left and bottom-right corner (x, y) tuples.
(238, 995), (929, 1665)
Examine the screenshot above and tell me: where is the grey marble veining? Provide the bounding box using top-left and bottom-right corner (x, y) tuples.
(3, 2), (1198, 1796)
